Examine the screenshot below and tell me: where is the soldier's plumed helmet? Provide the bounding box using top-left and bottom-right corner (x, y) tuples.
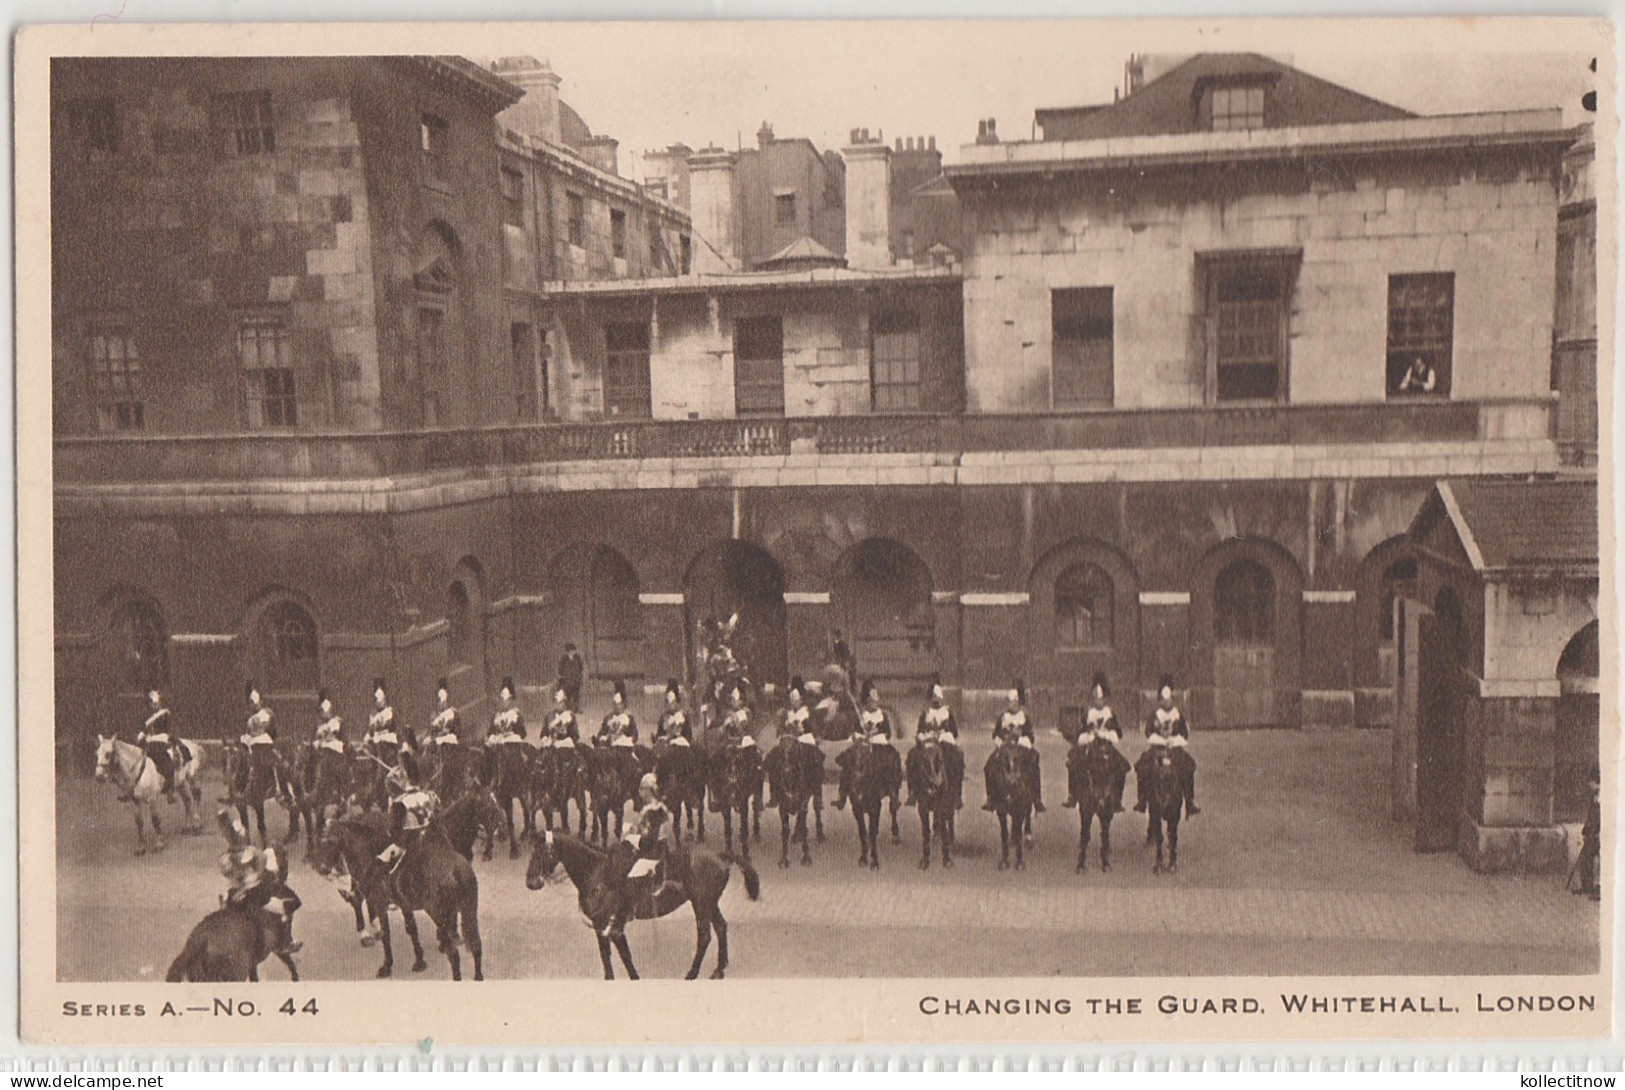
(612, 680), (627, 703)
(1158, 674), (1176, 700)
(147, 688), (163, 706)
(861, 679), (879, 703)
(397, 751), (421, 786)
(554, 683), (567, 703)
(665, 678), (682, 701)
(928, 673), (944, 702)
(373, 678), (388, 700)
(245, 681), (262, 704)
(437, 677), (450, 695)
(639, 772), (659, 796)
(1091, 672), (1110, 700)
(1009, 679), (1026, 705)
(500, 676), (515, 699)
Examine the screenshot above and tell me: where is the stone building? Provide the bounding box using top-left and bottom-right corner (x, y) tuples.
(1554, 124), (1598, 469)
(53, 55), (1591, 796)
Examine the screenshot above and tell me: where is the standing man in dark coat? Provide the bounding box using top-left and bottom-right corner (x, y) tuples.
(558, 643), (585, 711)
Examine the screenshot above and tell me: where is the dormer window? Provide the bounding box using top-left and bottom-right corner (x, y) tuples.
(1206, 85), (1267, 132)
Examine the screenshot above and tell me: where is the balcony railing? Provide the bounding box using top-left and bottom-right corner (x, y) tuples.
(54, 399), (1540, 486)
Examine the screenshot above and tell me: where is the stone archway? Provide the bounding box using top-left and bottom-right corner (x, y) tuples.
(683, 540), (788, 690)
(831, 538), (935, 687)
(1555, 620), (1600, 823)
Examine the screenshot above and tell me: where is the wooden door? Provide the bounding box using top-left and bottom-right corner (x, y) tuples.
(1414, 613), (1460, 852)
(1214, 644), (1275, 727)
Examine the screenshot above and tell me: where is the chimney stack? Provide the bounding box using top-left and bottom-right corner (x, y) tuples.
(975, 118), (1000, 146)
(581, 135), (620, 177)
(842, 128), (892, 270)
(490, 56), (562, 146)
(687, 146), (738, 273)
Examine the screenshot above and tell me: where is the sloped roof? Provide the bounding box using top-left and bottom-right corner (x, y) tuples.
(758, 235), (845, 270)
(1428, 478), (1598, 573)
(1034, 52), (1413, 142)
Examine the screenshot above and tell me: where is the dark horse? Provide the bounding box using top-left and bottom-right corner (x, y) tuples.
(586, 743), (642, 847)
(844, 739), (899, 870)
(422, 738), (478, 803)
(481, 742), (534, 859)
(534, 743), (589, 836)
(988, 739), (1036, 870)
(165, 903), (299, 982)
(765, 739), (824, 868)
(222, 738), (299, 847)
(525, 829), (760, 980)
(907, 736), (960, 870)
(654, 739), (707, 845)
(1066, 738), (1125, 873)
(709, 741), (763, 859)
(1142, 747), (1185, 874)
(438, 787), (507, 862)
(293, 743), (353, 859)
(311, 818), (483, 980)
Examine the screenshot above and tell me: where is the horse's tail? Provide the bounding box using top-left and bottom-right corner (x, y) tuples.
(165, 932), (205, 982)
(720, 851), (761, 901)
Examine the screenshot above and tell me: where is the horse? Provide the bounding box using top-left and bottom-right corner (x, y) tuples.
(221, 737), (299, 847)
(310, 818), (483, 980)
(654, 738), (707, 845)
(533, 743), (589, 836)
(988, 741), (1036, 870)
(480, 741), (534, 859)
(708, 742), (763, 859)
(422, 737), (477, 802)
(907, 736), (960, 870)
(844, 738), (898, 870)
(165, 904), (298, 982)
(1143, 747), (1186, 874)
(293, 742), (354, 859)
(1066, 737), (1125, 873)
(438, 787), (508, 862)
(765, 738), (824, 868)
(93, 734), (203, 855)
(525, 829), (760, 980)
(585, 743), (641, 847)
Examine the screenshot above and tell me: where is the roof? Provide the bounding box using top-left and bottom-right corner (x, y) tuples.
(758, 236), (845, 270)
(1427, 478), (1598, 574)
(1034, 53), (1412, 142)
(394, 56), (524, 113)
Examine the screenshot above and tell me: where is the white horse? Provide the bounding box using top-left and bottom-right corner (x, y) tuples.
(94, 734), (204, 854)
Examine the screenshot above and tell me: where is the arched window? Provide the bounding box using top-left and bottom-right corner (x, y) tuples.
(258, 601), (318, 692)
(111, 600), (168, 693)
(1055, 563), (1113, 649)
(447, 581), (473, 668)
(1378, 557), (1418, 643)
(1215, 558), (1274, 643)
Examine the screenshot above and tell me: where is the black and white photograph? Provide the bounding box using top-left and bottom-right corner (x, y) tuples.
(17, 17), (1614, 1046)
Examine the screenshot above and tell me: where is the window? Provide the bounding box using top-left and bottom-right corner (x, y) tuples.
(238, 320), (298, 428)
(1052, 287), (1113, 408)
(604, 322), (652, 419)
(415, 307), (446, 426)
(500, 167), (524, 227)
(420, 113), (450, 185)
(212, 92), (275, 156)
(567, 192), (586, 248)
(89, 326), (144, 431)
(259, 601), (318, 692)
(734, 316), (785, 416)
(1207, 85), (1267, 131)
(1055, 563), (1114, 649)
(1386, 273), (1454, 397)
(871, 312), (922, 412)
(679, 235), (692, 274)
(774, 192), (798, 226)
(1215, 559), (1275, 643)
(609, 209), (628, 259)
(511, 322), (538, 421)
(1206, 258), (1293, 401)
(66, 98), (118, 155)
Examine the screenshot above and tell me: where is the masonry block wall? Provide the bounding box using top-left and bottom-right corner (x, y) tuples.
(958, 150), (1559, 414)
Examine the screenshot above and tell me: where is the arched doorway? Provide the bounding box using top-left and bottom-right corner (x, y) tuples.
(1555, 620), (1599, 823)
(1026, 538), (1141, 732)
(91, 593), (169, 736)
(1415, 586), (1467, 852)
(447, 559), (488, 699)
(683, 540), (788, 690)
(832, 538), (935, 687)
(246, 597), (320, 698)
(1213, 556), (1276, 726)
(550, 545), (643, 685)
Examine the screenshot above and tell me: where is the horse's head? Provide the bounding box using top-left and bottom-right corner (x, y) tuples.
(308, 827), (347, 880)
(918, 739), (947, 793)
(93, 734), (114, 781)
(525, 828), (559, 890)
(474, 788), (505, 831)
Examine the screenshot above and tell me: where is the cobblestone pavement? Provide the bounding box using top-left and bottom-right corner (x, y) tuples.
(55, 729), (1598, 980)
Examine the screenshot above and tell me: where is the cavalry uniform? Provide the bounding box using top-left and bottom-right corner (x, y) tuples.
(216, 810), (301, 956)
(984, 687), (1045, 812)
(136, 695), (178, 798)
(909, 683), (963, 808)
(1065, 678), (1130, 811)
(377, 760), (440, 870)
(313, 699), (346, 755)
(543, 696), (581, 756)
(1134, 680), (1199, 818)
(241, 688), (290, 801)
(488, 683), (526, 746)
(834, 687), (902, 810)
(602, 775), (672, 938)
(656, 702), (691, 745)
(427, 684), (461, 748)
(598, 688), (639, 748)
(364, 683), (401, 760)
(766, 680), (819, 809)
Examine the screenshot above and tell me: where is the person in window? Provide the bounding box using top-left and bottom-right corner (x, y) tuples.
(136, 688), (178, 802)
(983, 681), (1044, 813)
(488, 676), (525, 744)
(1065, 673), (1129, 812)
(557, 644), (585, 711)
(654, 679), (691, 744)
(1136, 674), (1200, 820)
(1397, 354), (1437, 395)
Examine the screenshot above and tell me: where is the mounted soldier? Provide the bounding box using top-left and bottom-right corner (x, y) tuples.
(908, 676), (963, 810)
(1064, 672), (1128, 812)
(654, 679), (692, 744)
(488, 676), (526, 745)
(545, 682), (581, 745)
(718, 681), (753, 747)
(834, 680), (902, 812)
(1135, 674), (1200, 819)
(215, 808), (301, 958)
(376, 751), (440, 872)
(599, 773), (672, 939)
(312, 688), (346, 755)
(135, 688), (179, 802)
(597, 680), (640, 746)
(766, 676), (816, 808)
(363, 679), (401, 763)
(983, 680), (1045, 813)
(240, 681), (291, 803)
(427, 678), (460, 748)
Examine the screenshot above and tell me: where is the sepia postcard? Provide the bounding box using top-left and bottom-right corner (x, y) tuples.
(15, 16), (1617, 1047)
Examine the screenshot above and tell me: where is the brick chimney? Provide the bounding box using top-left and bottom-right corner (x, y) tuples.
(490, 56), (562, 146)
(687, 146), (738, 273)
(581, 135), (620, 177)
(975, 118), (1000, 146)
(842, 128), (891, 270)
